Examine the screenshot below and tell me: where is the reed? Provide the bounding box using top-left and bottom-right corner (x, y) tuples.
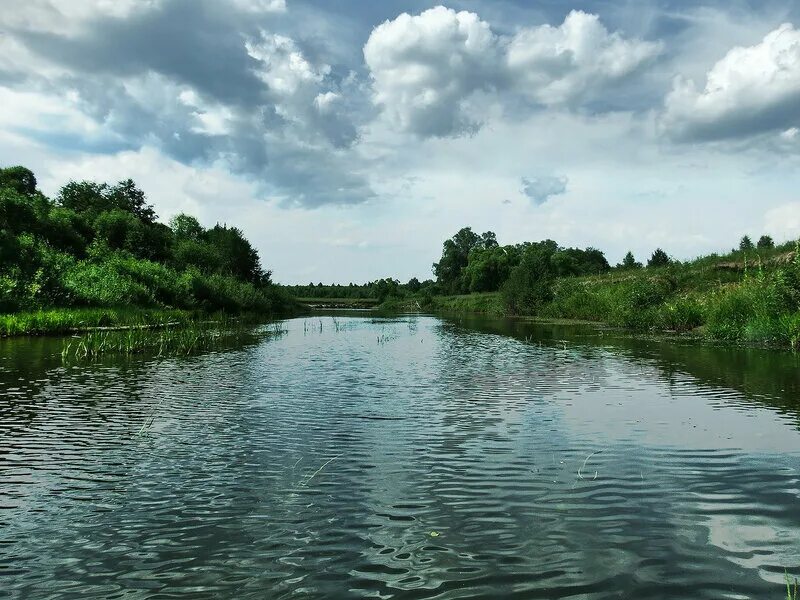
(788, 572), (798, 600)
(62, 318), (286, 361)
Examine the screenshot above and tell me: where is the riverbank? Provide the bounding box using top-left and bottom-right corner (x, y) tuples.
(0, 306), (300, 337)
(376, 246), (800, 350)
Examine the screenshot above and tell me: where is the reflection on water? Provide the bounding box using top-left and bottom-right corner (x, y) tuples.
(0, 315), (798, 599)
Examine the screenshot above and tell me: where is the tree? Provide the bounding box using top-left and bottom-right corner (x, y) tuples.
(619, 251), (642, 270)
(0, 166), (37, 195)
(739, 235), (754, 251)
(432, 227), (489, 294)
(647, 248), (670, 268)
(501, 243), (556, 314)
(757, 235), (774, 249)
(206, 224), (267, 285)
(169, 214), (204, 240)
(406, 277), (421, 292)
(58, 179), (156, 223)
(463, 245), (517, 292)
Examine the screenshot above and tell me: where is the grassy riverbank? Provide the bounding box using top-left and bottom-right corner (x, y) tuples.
(0, 307), (197, 336)
(378, 243), (800, 349)
(1, 166), (298, 335)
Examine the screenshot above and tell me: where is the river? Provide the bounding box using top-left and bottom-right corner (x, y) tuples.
(1, 314), (799, 598)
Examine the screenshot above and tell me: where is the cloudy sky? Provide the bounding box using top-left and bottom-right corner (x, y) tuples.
(3, 0), (800, 283)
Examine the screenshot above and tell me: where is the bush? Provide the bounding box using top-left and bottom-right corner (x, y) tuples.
(64, 261), (155, 307)
(541, 279), (610, 321)
(657, 295), (704, 332)
(606, 277), (675, 329)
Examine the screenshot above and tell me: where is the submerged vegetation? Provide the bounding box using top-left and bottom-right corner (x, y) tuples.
(0, 165), (294, 335)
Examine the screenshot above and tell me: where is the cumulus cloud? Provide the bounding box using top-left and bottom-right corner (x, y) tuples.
(520, 175), (568, 205)
(0, 0), (371, 207)
(507, 10), (662, 106)
(364, 6), (661, 137)
(363, 6), (500, 138)
(662, 23), (800, 142)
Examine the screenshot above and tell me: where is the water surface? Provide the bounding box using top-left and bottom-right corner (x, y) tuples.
(1, 315), (799, 598)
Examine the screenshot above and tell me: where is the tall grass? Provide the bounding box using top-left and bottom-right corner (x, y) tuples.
(0, 307), (195, 336)
(61, 319), (287, 360)
(787, 572), (798, 600)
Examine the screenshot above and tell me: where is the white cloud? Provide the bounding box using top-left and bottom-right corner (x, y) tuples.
(231, 0), (286, 13)
(363, 6), (660, 137)
(520, 175), (568, 205)
(363, 6), (499, 138)
(0, 0), (161, 33)
(662, 23), (800, 142)
(507, 10), (662, 105)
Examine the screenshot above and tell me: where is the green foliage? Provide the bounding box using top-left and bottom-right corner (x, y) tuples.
(58, 179), (157, 224)
(0, 307), (193, 336)
(619, 251), (642, 270)
(0, 166), (37, 195)
(757, 235), (775, 249)
(542, 279), (610, 321)
(501, 243), (556, 314)
(739, 235), (754, 251)
(464, 245), (517, 292)
(433, 227), (496, 294)
(0, 165), (291, 325)
(169, 213), (204, 239)
(647, 248), (670, 268)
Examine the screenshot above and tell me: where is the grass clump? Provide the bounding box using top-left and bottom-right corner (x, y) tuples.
(61, 319), (287, 360)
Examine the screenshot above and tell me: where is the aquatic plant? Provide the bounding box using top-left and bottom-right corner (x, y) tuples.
(61, 318), (286, 361)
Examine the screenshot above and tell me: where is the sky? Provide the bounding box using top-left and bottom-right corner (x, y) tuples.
(3, 0), (800, 284)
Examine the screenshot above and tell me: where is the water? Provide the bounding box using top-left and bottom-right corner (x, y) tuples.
(1, 314), (799, 599)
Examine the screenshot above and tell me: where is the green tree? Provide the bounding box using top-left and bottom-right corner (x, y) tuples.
(0, 166), (37, 195)
(756, 235), (774, 249)
(206, 224), (268, 285)
(464, 245), (517, 292)
(501, 243), (557, 314)
(647, 248), (670, 268)
(739, 235), (754, 251)
(169, 213), (204, 240)
(432, 227), (484, 294)
(619, 251), (642, 270)
(58, 179), (156, 223)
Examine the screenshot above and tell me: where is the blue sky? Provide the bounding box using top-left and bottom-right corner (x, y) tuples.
(2, 0), (800, 283)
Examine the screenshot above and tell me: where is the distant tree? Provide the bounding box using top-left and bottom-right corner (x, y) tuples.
(619, 251), (642, 270)
(0, 166), (37, 195)
(108, 179), (157, 224)
(757, 235), (774, 249)
(433, 227), (491, 294)
(464, 245), (518, 292)
(647, 248), (670, 268)
(480, 231), (498, 248)
(406, 277), (421, 292)
(501, 243), (556, 314)
(93, 209), (144, 253)
(739, 235), (754, 251)
(206, 224), (266, 285)
(58, 179), (156, 224)
(169, 213), (204, 240)
(551, 247), (610, 276)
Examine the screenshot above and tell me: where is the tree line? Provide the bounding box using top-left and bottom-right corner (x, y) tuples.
(0, 165), (289, 313)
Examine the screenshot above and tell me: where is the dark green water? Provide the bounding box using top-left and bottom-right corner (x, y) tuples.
(1, 315), (799, 599)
